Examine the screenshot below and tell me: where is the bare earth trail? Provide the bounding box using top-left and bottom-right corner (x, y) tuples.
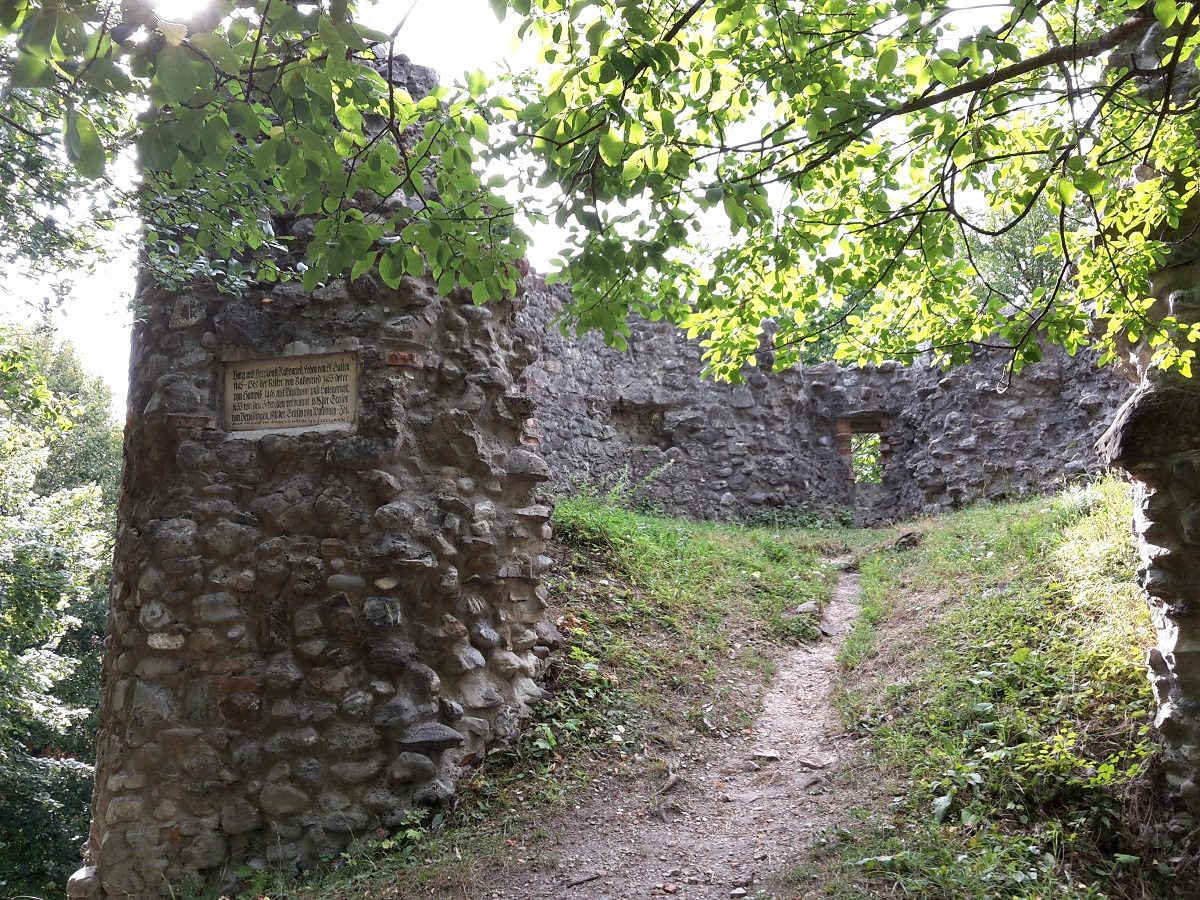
(466, 566), (866, 900)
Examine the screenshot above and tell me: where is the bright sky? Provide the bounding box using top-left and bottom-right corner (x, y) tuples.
(2, 0), (531, 417)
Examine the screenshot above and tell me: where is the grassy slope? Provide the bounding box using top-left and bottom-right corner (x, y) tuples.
(232, 479), (1173, 900)
(806, 478), (1175, 899)
(274, 493), (854, 900)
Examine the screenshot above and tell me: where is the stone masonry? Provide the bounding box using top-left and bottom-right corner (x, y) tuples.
(1094, 18), (1200, 814)
(71, 272), (557, 898)
(522, 280), (1131, 525)
(1030, 18), (1200, 813)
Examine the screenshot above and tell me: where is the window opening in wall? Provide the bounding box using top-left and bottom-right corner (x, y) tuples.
(850, 433), (883, 484)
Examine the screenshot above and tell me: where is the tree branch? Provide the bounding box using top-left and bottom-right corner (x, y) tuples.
(245, 0), (273, 98)
(892, 13), (1155, 120)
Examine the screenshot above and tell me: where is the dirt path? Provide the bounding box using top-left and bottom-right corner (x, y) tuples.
(467, 566), (865, 900)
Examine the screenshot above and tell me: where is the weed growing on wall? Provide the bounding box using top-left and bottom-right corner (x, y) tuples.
(804, 477), (1170, 898)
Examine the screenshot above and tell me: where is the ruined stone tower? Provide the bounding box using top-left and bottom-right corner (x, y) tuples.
(69, 269), (556, 897)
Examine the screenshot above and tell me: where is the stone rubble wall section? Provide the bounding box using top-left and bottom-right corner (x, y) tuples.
(82, 275), (555, 898)
(1092, 24), (1200, 822)
(522, 283), (847, 518)
(860, 350), (1124, 521)
(521, 280), (1130, 523)
(1097, 374), (1200, 807)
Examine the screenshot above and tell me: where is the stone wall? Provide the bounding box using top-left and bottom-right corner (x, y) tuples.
(73, 274), (556, 898)
(522, 281), (1131, 524)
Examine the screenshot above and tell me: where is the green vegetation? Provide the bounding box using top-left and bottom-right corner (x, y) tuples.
(850, 434), (883, 485)
(805, 478), (1169, 898)
(0, 326), (121, 897)
(504, 1), (1198, 377)
(0, 2), (529, 303)
(271, 491), (848, 900)
(248, 478), (1162, 900)
(551, 487), (841, 659)
(2, 3), (1199, 379)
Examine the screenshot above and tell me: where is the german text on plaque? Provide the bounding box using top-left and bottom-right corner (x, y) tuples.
(225, 353), (357, 431)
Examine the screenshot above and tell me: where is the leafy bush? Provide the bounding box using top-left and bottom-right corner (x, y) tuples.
(0, 755), (93, 896)
(738, 503), (855, 530)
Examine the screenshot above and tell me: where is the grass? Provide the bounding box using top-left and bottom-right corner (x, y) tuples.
(534, 488), (846, 746)
(268, 490), (853, 900)
(800, 477), (1180, 899)
(212, 477), (1180, 900)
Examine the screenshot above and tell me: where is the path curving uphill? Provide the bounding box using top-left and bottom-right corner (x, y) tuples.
(468, 564), (865, 900)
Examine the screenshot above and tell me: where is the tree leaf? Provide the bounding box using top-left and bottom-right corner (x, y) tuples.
(336, 101), (364, 132)
(21, 8), (57, 58)
(189, 31), (241, 75)
(318, 15), (347, 60)
(351, 251), (378, 282)
(55, 12), (87, 56)
(467, 69), (489, 97)
(1155, 0), (1179, 27)
(403, 247), (424, 277)
(599, 131), (624, 167)
(876, 47), (898, 78)
(928, 57), (957, 86)
(379, 245), (405, 288)
(78, 57), (135, 93)
(138, 122), (180, 171)
(158, 19), (188, 46)
(1076, 169), (1104, 194)
(225, 101), (262, 137)
(154, 43), (205, 103)
(354, 25), (394, 44)
(8, 52), (56, 88)
(64, 109), (105, 179)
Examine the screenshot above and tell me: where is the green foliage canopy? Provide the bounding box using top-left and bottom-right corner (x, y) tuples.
(495, 0), (1200, 376)
(6, 1), (1200, 379)
(0, 326), (117, 895)
(0, 15), (124, 284)
(0, 323), (76, 431)
(0, 408), (107, 748)
(0, 327), (109, 748)
(0, 0), (529, 300)
(21, 326), (123, 509)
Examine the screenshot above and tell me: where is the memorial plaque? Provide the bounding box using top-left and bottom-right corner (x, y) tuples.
(225, 352), (357, 431)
